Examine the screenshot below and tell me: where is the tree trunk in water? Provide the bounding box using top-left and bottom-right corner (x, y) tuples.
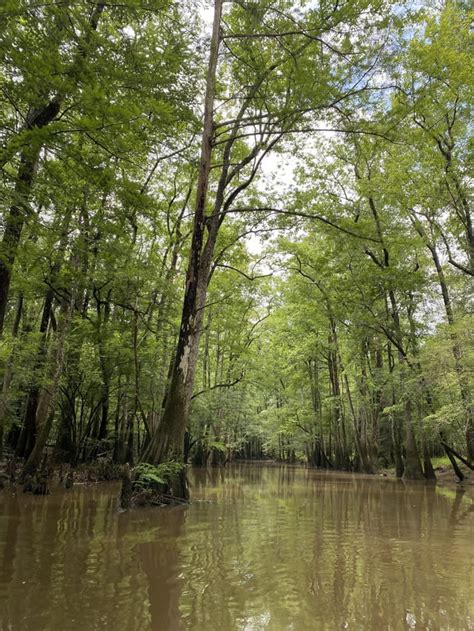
(402, 399), (424, 480)
(0, 294), (23, 455)
(344, 373), (373, 473)
(416, 225), (474, 461)
(16, 290), (55, 459)
(387, 292), (423, 481)
(142, 0), (223, 484)
(364, 186), (423, 478)
(93, 288), (112, 443)
(387, 346), (404, 477)
(422, 435), (437, 481)
(391, 416), (404, 478)
(55, 405), (76, 465)
(433, 255), (474, 461)
(22, 294), (74, 479)
(371, 343), (384, 464)
(328, 321), (348, 469)
(16, 204), (73, 459)
(442, 440), (465, 482)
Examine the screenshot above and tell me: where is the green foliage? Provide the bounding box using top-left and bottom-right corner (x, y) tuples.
(0, 0), (471, 479)
(132, 462), (184, 490)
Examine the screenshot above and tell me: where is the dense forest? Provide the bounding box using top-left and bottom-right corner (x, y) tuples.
(0, 0), (472, 500)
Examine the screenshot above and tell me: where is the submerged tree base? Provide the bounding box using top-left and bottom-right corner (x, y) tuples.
(120, 461), (189, 509)
(0, 455), (126, 496)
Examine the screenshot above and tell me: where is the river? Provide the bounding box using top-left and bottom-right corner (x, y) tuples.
(0, 465), (472, 630)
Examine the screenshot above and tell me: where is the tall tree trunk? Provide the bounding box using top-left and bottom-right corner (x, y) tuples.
(22, 293), (74, 478)
(402, 398), (424, 480)
(387, 292), (423, 480)
(421, 433), (437, 481)
(142, 0), (223, 472)
(16, 290), (55, 459)
(344, 373), (373, 473)
(359, 169), (425, 479)
(427, 234), (474, 461)
(371, 342), (384, 463)
(0, 294), (23, 454)
(97, 292), (112, 442)
(0, 149), (42, 334)
(16, 206), (73, 458)
(328, 319), (348, 469)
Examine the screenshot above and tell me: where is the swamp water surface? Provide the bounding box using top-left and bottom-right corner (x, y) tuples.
(0, 465), (472, 630)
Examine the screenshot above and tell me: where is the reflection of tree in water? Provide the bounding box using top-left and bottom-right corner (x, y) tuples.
(139, 507), (187, 631)
(447, 487), (474, 529)
(0, 494), (21, 628)
(0, 471), (472, 630)
(170, 467), (474, 630)
(0, 487), (151, 631)
(305, 479), (473, 630)
(0, 492), (71, 630)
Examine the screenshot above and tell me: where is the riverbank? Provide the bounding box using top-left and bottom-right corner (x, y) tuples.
(2, 455), (473, 499)
(380, 457), (474, 498)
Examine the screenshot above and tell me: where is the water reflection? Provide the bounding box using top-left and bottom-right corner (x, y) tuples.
(0, 466), (472, 630)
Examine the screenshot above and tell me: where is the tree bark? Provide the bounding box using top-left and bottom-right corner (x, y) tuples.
(411, 217), (474, 460)
(363, 179), (424, 479)
(22, 293), (74, 478)
(0, 294), (23, 455)
(430, 238), (473, 460)
(142, 0), (223, 471)
(15, 290), (55, 459)
(0, 149), (42, 334)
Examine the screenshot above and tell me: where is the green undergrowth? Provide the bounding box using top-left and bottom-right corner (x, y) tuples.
(132, 462), (184, 490)
(121, 461), (188, 508)
(430, 456), (451, 469)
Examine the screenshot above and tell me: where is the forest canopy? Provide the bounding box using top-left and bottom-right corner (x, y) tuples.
(0, 0), (472, 496)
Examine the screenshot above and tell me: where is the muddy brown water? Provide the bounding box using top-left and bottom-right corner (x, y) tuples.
(0, 465), (472, 630)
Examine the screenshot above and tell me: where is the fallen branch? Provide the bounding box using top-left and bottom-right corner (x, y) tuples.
(441, 441), (474, 470)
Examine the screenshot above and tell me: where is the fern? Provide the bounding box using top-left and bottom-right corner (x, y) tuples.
(131, 462), (184, 491)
